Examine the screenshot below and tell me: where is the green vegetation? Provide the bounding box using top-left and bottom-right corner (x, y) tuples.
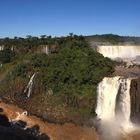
(0, 48), (15, 64)
(42, 45), (114, 95)
(0, 34), (116, 120)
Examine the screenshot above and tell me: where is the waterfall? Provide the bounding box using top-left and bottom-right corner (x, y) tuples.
(95, 77), (121, 120)
(45, 45), (49, 55)
(97, 45), (140, 59)
(96, 45), (140, 66)
(23, 73), (36, 98)
(116, 79), (131, 124)
(42, 45), (49, 55)
(96, 76), (133, 130)
(0, 45), (4, 51)
(95, 77), (135, 139)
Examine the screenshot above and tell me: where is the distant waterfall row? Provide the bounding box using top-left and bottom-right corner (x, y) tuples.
(97, 45), (140, 60)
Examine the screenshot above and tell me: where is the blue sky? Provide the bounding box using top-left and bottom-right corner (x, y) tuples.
(0, 0), (140, 37)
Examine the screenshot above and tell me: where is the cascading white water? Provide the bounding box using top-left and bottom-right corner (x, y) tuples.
(95, 76), (121, 120)
(94, 45), (139, 140)
(116, 78), (131, 125)
(95, 77), (134, 139)
(97, 45), (140, 59)
(95, 76), (133, 130)
(0, 45), (4, 51)
(23, 73), (36, 98)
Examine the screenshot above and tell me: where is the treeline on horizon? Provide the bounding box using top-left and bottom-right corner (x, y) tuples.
(0, 33), (140, 47)
(86, 34), (140, 44)
(1, 33), (140, 65)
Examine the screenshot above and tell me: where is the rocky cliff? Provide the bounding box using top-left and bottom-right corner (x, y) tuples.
(130, 78), (140, 123)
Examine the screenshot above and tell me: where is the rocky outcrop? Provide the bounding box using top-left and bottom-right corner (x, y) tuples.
(130, 78), (140, 123)
(0, 113), (50, 140)
(113, 65), (140, 78)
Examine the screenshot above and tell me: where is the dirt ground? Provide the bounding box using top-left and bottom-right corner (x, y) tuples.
(1, 102), (140, 140)
(0, 102), (100, 140)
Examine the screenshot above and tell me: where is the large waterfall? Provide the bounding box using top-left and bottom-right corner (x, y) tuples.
(97, 45), (140, 61)
(94, 45), (140, 140)
(96, 77), (131, 123)
(96, 77), (121, 120)
(95, 76), (134, 139)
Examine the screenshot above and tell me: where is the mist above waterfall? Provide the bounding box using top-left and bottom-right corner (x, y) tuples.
(95, 77), (135, 140)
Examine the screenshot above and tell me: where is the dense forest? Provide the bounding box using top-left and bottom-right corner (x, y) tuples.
(0, 34), (138, 123)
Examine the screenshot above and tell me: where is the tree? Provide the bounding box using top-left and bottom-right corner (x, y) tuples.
(0, 48), (15, 64)
(26, 35), (32, 39)
(40, 35), (46, 39)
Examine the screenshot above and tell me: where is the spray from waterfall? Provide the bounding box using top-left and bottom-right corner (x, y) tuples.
(95, 76), (135, 140)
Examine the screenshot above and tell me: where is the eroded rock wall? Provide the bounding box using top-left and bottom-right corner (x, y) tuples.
(130, 78), (140, 123)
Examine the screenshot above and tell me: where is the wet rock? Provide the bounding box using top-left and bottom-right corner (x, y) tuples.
(0, 114), (50, 140)
(0, 114), (11, 127)
(11, 120), (27, 129)
(0, 108), (3, 112)
(130, 78), (140, 123)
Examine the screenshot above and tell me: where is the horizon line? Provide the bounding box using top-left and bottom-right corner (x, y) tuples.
(0, 33), (140, 39)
